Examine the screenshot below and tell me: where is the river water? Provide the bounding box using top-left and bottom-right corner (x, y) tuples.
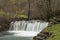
(0, 31), (38, 40)
(0, 35), (33, 40)
(0, 20), (48, 40)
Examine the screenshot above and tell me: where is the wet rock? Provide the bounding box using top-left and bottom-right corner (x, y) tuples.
(33, 32), (52, 40)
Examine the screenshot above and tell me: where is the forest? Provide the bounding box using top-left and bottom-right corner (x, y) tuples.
(0, 0), (60, 40)
(0, 0), (60, 21)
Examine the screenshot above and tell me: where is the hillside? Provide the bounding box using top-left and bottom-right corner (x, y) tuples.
(0, 0), (60, 21)
(0, 0), (60, 34)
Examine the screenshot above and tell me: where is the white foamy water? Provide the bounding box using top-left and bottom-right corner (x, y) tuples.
(0, 20), (49, 40)
(8, 20), (48, 37)
(8, 31), (39, 37)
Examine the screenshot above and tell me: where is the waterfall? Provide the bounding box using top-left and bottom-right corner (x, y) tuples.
(9, 20), (48, 32)
(8, 20), (48, 37)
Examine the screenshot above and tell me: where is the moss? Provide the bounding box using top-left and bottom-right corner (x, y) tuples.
(42, 24), (60, 40)
(0, 10), (28, 19)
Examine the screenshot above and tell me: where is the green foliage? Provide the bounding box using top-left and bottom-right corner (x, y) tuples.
(43, 24), (60, 40)
(0, 10), (28, 19)
(0, 0), (60, 22)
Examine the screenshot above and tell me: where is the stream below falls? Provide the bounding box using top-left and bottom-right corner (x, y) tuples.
(0, 20), (49, 40)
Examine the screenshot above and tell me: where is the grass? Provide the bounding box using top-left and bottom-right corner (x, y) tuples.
(43, 24), (60, 40)
(0, 10), (28, 18)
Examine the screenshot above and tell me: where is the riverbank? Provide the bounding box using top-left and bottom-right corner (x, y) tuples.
(42, 23), (60, 40)
(33, 23), (60, 40)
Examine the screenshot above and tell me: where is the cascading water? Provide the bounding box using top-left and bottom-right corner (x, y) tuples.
(8, 20), (48, 37)
(9, 21), (48, 31)
(0, 20), (49, 40)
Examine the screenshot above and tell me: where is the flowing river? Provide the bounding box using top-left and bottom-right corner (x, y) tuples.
(0, 20), (48, 40)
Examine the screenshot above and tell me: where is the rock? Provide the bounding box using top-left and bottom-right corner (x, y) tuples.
(33, 32), (52, 40)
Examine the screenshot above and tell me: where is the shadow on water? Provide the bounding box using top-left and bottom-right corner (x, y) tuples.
(0, 31), (14, 37)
